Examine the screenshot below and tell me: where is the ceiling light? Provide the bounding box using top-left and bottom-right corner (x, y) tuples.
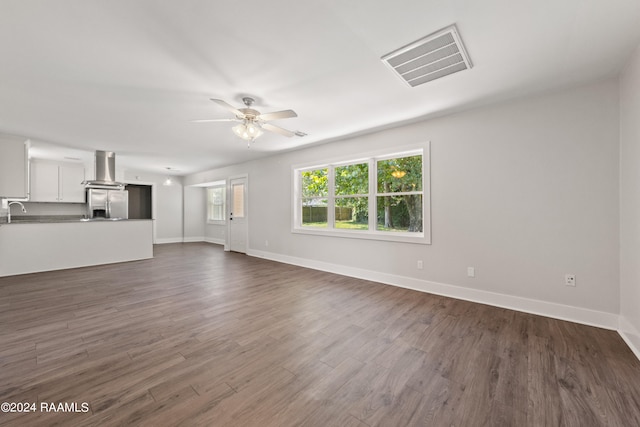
(232, 120), (264, 146)
(163, 166), (179, 186)
(391, 170), (406, 178)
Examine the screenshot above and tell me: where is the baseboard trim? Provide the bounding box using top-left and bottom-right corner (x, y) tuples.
(248, 249), (619, 331)
(618, 316), (640, 361)
(156, 237), (223, 244)
(155, 238), (184, 244)
(204, 237), (225, 245)
(183, 237), (205, 243)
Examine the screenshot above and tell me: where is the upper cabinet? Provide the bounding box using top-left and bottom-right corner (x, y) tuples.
(59, 165), (86, 202)
(0, 134), (29, 199)
(30, 160), (86, 203)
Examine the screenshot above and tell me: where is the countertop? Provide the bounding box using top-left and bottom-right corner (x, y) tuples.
(0, 215), (151, 224)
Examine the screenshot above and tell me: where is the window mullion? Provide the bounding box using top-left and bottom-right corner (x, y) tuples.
(368, 158), (376, 232)
(377, 191), (423, 197)
(296, 171), (301, 228)
(335, 194), (368, 199)
(328, 165), (335, 229)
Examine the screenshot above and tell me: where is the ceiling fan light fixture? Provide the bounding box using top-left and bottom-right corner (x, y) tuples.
(202, 97), (302, 146)
(247, 122), (262, 137)
(232, 121), (263, 142)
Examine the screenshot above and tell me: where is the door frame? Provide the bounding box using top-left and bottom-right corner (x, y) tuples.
(225, 173), (248, 252)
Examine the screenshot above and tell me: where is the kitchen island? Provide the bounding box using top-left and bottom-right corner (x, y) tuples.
(0, 218), (153, 277)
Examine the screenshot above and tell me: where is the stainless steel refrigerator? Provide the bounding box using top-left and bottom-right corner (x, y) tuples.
(87, 189), (129, 219)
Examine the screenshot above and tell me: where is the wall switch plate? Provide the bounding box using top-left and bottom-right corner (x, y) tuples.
(417, 260), (423, 270)
(565, 274), (576, 286)
(265, 240), (269, 247)
(467, 267), (475, 278)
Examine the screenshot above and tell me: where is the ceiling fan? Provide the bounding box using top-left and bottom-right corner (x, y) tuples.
(193, 97), (306, 146)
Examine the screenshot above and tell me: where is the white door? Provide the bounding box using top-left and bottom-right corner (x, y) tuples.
(229, 177), (248, 253)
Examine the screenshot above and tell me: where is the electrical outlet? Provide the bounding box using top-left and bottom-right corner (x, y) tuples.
(467, 267), (475, 278)
(417, 260), (423, 270)
(565, 274), (576, 287)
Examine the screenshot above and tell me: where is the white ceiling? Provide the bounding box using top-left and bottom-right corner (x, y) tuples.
(1, 0), (640, 176)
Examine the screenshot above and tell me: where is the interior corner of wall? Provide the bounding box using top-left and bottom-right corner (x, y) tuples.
(618, 315), (640, 362)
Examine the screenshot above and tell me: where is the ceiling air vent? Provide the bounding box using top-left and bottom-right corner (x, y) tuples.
(382, 25), (472, 87)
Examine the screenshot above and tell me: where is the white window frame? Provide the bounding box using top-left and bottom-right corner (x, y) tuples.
(207, 185), (226, 225)
(292, 143), (431, 245)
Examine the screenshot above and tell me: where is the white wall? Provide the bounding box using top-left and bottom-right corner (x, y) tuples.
(125, 170), (183, 243)
(183, 186), (206, 242)
(619, 43), (640, 357)
(205, 222), (226, 245)
(185, 79), (621, 327)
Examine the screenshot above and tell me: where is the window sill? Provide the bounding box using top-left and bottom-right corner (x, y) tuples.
(291, 226), (430, 245)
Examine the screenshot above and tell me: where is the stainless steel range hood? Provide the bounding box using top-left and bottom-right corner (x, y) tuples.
(83, 150), (125, 189)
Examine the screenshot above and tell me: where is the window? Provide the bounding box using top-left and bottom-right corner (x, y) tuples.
(207, 186), (226, 223)
(335, 162), (368, 230)
(376, 154), (423, 232)
(301, 168), (328, 227)
(231, 182), (245, 218)
(293, 146), (429, 244)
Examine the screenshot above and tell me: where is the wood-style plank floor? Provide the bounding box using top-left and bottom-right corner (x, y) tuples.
(1, 242), (639, 426)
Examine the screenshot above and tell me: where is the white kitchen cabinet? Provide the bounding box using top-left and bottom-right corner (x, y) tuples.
(30, 162), (59, 202)
(30, 161), (86, 203)
(59, 164), (86, 202)
(0, 134), (29, 199)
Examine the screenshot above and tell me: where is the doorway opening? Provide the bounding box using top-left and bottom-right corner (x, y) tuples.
(125, 184), (152, 220)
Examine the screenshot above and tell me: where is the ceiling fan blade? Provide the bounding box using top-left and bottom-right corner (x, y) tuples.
(262, 123), (296, 137)
(258, 109), (298, 121)
(210, 99), (245, 117)
(191, 118), (239, 123)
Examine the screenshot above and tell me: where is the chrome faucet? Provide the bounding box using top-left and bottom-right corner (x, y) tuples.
(7, 201), (27, 224)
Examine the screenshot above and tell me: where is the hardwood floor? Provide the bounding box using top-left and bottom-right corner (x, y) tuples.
(1, 242), (639, 426)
